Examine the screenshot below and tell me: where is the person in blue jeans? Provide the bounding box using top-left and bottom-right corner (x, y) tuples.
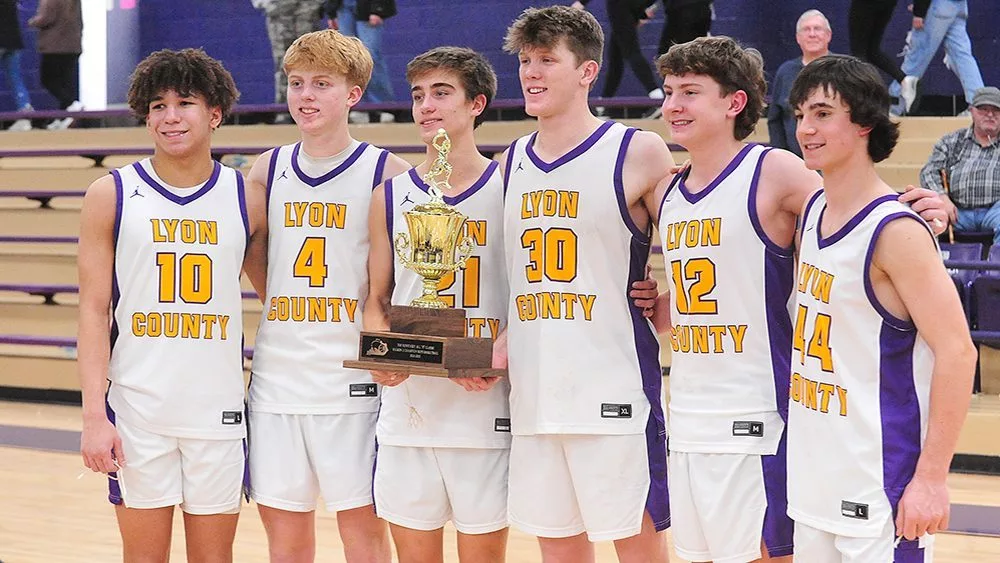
(888, 0), (983, 116)
(326, 0), (396, 123)
(920, 87), (1000, 244)
(1, 0), (34, 131)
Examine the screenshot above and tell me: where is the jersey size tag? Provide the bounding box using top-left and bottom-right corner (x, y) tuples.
(601, 403), (632, 419)
(732, 421), (764, 437)
(221, 411), (243, 425)
(349, 383), (378, 397)
(494, 418), (511, 432)
(841, 501), (869, 520)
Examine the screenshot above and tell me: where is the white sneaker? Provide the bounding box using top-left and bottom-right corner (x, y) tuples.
(900, 76), (919, 114)
(378, 111), (395, 123)
(8, 119), (31, 132)
(47, 101), (84, 130)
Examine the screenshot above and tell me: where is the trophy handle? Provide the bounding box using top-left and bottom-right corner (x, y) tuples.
(454, 236), (474, 269)
(394, 232), (412, 269)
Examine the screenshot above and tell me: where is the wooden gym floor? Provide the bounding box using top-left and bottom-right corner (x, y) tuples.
(0, 402), (997, 562)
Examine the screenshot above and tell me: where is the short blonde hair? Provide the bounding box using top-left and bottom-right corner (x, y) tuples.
(283, 29), (373, 89)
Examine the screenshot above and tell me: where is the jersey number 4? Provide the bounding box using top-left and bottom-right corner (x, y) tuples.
(293, 237), (328, 287)
(793, 304), (834, 372)
(156, 252), (212, 304)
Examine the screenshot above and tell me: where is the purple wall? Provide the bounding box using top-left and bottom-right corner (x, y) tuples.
(3, 1), (998, 111)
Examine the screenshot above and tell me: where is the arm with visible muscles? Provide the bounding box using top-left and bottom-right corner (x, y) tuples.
(242, 151), (273, 302)
(77, 175), (125, 474)
(871, 218), (977, 540)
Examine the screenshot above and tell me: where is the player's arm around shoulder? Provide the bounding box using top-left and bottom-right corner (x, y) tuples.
(757, 148), (822, 246)
(77, 174), (125, 473)
(242, 151), (273, 302)
(871, 217), (977, 540)
(624, 130), (675, 220)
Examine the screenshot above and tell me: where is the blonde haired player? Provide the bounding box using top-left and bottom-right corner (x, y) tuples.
(245, 29), (410, 562)
(78, 49), (266, 561)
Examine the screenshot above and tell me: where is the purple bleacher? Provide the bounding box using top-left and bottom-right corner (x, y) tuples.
(0, 191), (86, 209)
(940, 243), (983, 286)
(986, 245), (1000, 278)
(0, 334), (256, 360)
(972, 277), (1000, 348)
(0, 236), (79, 244)
(0, 282), (257, 302)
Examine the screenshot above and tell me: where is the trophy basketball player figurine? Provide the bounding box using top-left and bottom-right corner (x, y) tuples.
(345, 129), (505, 378)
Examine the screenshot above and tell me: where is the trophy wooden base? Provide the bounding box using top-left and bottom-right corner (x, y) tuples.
(343, 306), (507, 379)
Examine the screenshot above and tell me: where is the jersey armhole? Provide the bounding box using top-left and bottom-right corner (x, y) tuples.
(236, 170), (251, 252)
(111, 169), (124, 249)
(502, 140), (517, 198)
(656, 170), (684, 226)
(384, 178), (395, 279)
(863, 212), (936, 331)
(372, 149), (390, 190)
(747, 146), (794, 257)
(265, 146), (281, 213)
(614, 127), (650, 243)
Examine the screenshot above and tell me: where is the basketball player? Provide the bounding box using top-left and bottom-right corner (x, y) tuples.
(650, 38), (949, 563)
(497, 6), (675, 562)
(244, 30), (410, 562)
(77, 49), (265, 561)
(786, 54), (976, 562)
(364, 46), (511, 563)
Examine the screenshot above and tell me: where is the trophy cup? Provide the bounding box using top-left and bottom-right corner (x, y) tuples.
(344, 129), (505, 378)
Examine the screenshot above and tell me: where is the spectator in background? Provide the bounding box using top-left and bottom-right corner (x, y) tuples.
(326, 0), (397, 124)
(768, 9), (832, 156)
(252, 0), (322, 112)
(920, 87), (1000, 244)
(657, 0), (712, 55)
(848, 0), (919, 112)
(1, 0), (34, 131)
(888, 0), (983, 116)
(572, 0), (664, 104)
(28, 0), (83, 130)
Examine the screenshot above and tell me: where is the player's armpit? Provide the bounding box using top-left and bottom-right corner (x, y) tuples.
(363, 184), (394, 332)
(242, 169), (268, 301)
(622, 130), (675, 221)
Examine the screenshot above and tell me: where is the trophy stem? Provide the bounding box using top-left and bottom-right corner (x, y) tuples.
(410, 276), (448, 309)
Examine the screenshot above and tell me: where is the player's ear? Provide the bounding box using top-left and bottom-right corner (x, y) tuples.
(727, 90), (748, 118)
(209, 106), (223, 130)
(580, 59), (600, 88)
(858, 125), (873, 137)
(347, 84), (364, 107)
(470, 93), (488, 117)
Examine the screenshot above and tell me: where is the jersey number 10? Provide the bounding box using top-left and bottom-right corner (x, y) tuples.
(156, 252), (213, 304)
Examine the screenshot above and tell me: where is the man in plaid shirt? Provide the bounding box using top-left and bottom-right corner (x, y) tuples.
(921, 86), (1000, 244)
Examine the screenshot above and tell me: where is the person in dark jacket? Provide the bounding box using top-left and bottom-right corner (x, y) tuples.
(326, 0), (397, 123)
(0, 0), (34, 130)
(657, 0), (712, 55)
(573, 0), (664, 101)
(28, 0), (83, 129)
(847, 0), (907, 84)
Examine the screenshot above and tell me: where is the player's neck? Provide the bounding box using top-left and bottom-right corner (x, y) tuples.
(821, 158), (894, 220)
(534, 104), (604, 161)
(299, 125), (354, 159)
(149, 151), (216, 189)
(418, 135), (491, 196)
(684, 137), (746, 193)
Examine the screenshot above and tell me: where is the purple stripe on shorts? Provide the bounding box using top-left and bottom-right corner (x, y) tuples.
(761, 432), (794, 557)
(894, 538), (927, 562)
(879, 322), (922, 519)
(105, 397), (123, 505)
(627, 234), (669, 530)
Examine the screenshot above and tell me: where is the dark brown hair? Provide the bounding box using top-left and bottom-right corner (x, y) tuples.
(127, 48), (240, 122)
(407, 47), (498, 129)
(503, 5), (604, 67)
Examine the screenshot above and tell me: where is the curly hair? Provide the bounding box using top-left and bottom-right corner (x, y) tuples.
(127, 48), (239, 122)
(407, 47), (498, 129)
(503, 5), (604, 67)
(789, 55), (899, 163)
(655, 36), (766, 140)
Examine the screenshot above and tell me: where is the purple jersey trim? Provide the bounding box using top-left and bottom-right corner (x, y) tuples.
(613, 128), (650, 243)
(894, 538), (927, 562)
(290, 141), (369, 187)
(525, 120), (615, 173)
(384, 178), (394, 247)
(656, 171), (684, 227)
(678, 143), (754, 204)
(799, 189), (825, 248)
(761, 433), (794, 557)
(265, 146), (281, 210)
(627, 233), (669, 530)
(105, 397), (123, 505)
(816, 194), (898, 249)
(863, 212), (934, 330)
(747, 147), (794, 257)
(502, 140), (517, 197)
(110, 170), (124, 352)
(236, 170), (251, 253)
(407, 160), (498, 206)
(878, 322), (922, 523)
(764, 248), (795, 422)
(372, 149), (390, 190)
(132, 160), (221, 206)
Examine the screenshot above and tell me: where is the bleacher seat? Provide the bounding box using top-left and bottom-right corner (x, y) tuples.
(985, 244), (1000, 278)
(940, 242), (983, 314)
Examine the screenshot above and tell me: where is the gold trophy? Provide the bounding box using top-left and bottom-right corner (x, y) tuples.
(344, 129), (505, 378)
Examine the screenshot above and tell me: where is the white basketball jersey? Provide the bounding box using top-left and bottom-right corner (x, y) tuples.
(503, 121), (662, 435)
(108, 159), (248, 440)
(787, 191), (935, 537)
(658, 144), (794, 454)
(250, 142), (391, 414)
(377, 163), (511, 448)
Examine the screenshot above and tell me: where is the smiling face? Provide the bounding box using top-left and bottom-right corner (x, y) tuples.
(410, 69), (485, 144)
(286, 68), (361, 134)
(517, 39), (597, 119)
(796, 14), (832, 60)
(795, 86), (870, 171)
(145, 90), (221, 158)
(660, 73), (745, 149)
